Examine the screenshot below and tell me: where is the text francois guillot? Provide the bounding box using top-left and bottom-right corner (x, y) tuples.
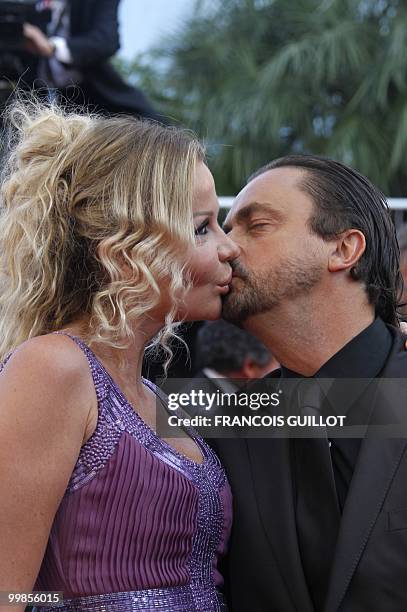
(165, 390), (346, 429)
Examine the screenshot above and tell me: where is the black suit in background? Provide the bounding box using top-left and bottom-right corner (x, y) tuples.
(211, 321), (407, 612)
(35, 0), (162, 120)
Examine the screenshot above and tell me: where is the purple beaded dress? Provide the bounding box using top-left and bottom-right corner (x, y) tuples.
(2, 333), (232, 611)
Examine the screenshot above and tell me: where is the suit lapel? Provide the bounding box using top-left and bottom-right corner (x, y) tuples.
(324, 437), (407, 611)
(247, 437), (314, 612)
(325, 330), (407, 611)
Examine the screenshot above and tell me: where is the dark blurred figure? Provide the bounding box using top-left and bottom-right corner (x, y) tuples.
(175, 320), (278, 419)
(397, 224), (407, 315)
(8, 0), (162, 119)
(194, 320), (279, 392)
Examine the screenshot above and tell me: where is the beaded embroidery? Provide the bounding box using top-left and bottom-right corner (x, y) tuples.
(2, 332), (230, 612)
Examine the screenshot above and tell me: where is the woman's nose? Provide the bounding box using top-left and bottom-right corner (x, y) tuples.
(218, 232), (241, 262)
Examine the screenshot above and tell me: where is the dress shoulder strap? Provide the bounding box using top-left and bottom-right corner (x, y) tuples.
(0, 351), (13, 373)
(52, 331), (124, 493)
(52, 331), (110, 404)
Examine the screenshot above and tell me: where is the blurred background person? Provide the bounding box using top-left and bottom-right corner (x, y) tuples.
(0, 0), (162, 120)
(0, 0), (46, 109)
(176, 320), (278, 418)
(194, 320), (279, 392)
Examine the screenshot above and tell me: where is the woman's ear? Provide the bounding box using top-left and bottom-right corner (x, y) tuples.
(328, 229), (366, 274)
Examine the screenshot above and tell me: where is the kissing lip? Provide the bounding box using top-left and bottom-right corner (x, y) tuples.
(217, 284), (230, 294)
(217, 273), (233, 287)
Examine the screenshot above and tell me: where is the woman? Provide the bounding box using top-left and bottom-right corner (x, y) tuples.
(0, 101), (239, 611)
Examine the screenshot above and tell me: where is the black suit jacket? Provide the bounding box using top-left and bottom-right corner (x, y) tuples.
(69, 0), (160, 117)
(68, 0), (120, 67)
(29, 0), (160, 119)
(212, 326), (407, 612)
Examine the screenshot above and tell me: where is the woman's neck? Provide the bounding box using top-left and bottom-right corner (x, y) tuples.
(58, 314), (162, 397)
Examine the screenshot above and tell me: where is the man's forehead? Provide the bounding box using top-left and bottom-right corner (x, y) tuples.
(241, 166), (305, 201)
(225, 166), (310, 224)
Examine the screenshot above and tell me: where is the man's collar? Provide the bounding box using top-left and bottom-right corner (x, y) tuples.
(316, 317), (392, 379)
(281, 318), (392, 380)
(202, 368), (239, 394)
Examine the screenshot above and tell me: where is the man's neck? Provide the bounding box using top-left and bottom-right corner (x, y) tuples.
(243, 298), (375, 376)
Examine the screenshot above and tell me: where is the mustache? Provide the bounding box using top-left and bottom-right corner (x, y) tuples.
(230, 259), (250, 280)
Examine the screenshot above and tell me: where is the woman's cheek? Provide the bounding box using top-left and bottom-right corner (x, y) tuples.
(189, 247), (218, 285)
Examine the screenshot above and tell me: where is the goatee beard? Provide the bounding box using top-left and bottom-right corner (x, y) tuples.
(222, 257), (323, 324)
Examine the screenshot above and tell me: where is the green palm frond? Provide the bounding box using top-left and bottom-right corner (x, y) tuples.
(117, 0), (407, 195)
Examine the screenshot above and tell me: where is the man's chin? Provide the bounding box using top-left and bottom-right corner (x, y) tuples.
(221, 288), (279, 326)
(221, 293), (249, 326)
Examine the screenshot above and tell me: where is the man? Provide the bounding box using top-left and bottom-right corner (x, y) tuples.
(214, 155), (407, 611)
(22, 0), (161, 119)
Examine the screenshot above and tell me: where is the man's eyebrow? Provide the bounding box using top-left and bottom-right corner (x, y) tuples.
(223, 201), (282, 231)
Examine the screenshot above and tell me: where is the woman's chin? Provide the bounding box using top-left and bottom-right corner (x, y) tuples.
(177, 300), (222, 323)
(203, 309), (222, 322)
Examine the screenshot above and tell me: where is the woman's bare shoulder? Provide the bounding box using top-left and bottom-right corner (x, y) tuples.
(0, 333), (97, 431)
(3, 332), (88, 375)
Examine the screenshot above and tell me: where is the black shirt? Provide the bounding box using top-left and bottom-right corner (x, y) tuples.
(281, 317), (392, 511)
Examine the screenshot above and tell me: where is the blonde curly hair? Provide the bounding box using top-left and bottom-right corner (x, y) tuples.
(0, 99), (205, 366)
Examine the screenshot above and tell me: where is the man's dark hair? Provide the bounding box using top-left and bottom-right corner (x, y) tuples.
(196, 320), (272, 374)
(397, 224), (407, 259)
(249, 154), (402, 327)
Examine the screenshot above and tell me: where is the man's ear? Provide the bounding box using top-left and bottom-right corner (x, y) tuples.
(328, 229), (366, 273)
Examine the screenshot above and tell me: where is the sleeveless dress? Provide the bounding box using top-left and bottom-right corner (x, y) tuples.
(1, 333), (232, 611)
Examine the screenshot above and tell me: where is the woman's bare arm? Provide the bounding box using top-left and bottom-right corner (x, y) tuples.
(0, 335), (95, 611)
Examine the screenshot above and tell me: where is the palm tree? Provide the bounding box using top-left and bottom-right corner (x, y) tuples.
(118, 0), (406, 196)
